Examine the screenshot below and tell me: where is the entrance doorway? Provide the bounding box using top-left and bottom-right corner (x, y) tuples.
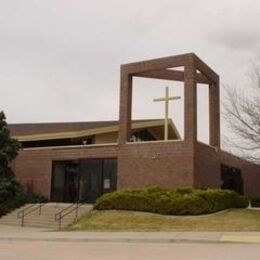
(51, 158), (117, 203)
(51, 161), (80, 203)
(221, 164), (244, 195)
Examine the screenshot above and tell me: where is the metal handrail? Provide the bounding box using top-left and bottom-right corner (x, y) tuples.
(17, 202), (46, 226)
(55, 201), (82, 229)
(54, 203), (75, 217)
(17, 204), (35, 217)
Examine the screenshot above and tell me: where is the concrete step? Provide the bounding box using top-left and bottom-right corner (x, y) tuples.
(1, 215), (76, 220)
(0, 215), (85, 223)
(0, 218), (75, 224)
(1, 221), (73, 226)
(0, 221), (73, 227)
(0, 217), (84, 222)
(5, 213), (84, 218)
(0, 203), (92, 228)
(0, 222), (73, 228)
(0, 221), (75, 228)
(0, 216), (76, 222)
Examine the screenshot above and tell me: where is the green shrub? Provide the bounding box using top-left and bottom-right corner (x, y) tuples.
(94, 187), (249, 215)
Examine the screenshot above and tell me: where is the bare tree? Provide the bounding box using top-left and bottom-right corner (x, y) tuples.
(223, 59), (260, 164)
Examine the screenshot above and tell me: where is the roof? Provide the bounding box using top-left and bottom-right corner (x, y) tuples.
(8, 121), (121, 136)
(8, 119), (181, 142)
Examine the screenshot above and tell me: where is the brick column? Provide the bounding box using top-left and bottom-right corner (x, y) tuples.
(118, 68), (132, 144)
(209, 79), (220, 148)
(184, 62), (197, 143)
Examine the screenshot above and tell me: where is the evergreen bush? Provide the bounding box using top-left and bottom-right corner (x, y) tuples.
(94, 187), (249, 215)
(0, 111), (48, 217)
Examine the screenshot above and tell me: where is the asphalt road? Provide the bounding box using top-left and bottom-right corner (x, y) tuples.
(0, 241), (259, 260)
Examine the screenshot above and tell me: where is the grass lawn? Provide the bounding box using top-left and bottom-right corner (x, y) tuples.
(67, 209), (260, 232)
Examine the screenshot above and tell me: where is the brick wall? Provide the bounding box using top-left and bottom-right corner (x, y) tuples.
(12, 144), (118, 199)
(12, 149), (52, 198)
(12, 140), (195, 198)
(194, 142), (221, 189)
(117, 141), (194, 189)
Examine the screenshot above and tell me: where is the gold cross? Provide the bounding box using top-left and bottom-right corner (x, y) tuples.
(153, 86), (181, 140)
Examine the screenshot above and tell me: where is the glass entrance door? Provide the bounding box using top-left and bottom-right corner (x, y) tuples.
(79, 159), (117, 203)
(63, 162), (80, 202)
(51, 161), (80, 202)
(51, 158), (117, 203)
(79, 159), (103, 203)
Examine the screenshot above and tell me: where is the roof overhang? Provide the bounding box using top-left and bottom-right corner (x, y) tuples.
(13, 119), (181, 142)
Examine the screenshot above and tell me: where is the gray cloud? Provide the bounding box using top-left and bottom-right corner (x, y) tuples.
(208, 27), (260, 52)
(205, 2), (260, 52)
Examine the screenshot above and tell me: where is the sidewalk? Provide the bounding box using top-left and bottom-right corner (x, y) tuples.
(0, 224), (260, 244)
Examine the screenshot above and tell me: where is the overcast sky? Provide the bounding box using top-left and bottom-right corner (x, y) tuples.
(0, 0), (260, 144)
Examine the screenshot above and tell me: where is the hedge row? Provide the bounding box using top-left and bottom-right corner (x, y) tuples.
(94, 187), (249, 215)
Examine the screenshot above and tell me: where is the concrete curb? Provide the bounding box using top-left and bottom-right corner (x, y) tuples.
(0, 236), (259, 244)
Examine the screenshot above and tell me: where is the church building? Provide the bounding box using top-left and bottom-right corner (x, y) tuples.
(10, 53), (260, 202)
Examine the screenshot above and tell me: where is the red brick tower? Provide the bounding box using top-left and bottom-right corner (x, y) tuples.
(118, 53), (221, 189)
